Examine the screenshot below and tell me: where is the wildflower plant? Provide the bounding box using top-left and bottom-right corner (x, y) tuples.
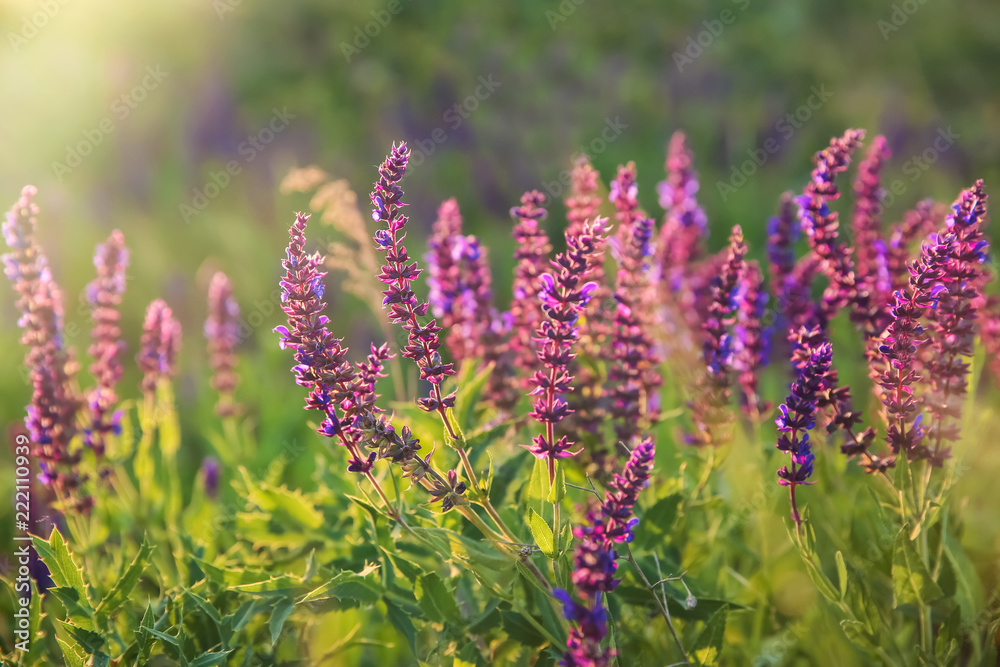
(3, 128), (999, 667)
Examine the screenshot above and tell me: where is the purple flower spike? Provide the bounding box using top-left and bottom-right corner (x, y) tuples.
(734, 261), (772, 418)
(523, 217), (609, 462)
(852, 135), (891, 289)
(201, 456), (220, 500)
(85, 230), (128, 456)
(656, 131), (707, 284)
(600, 437), (655, 543)
(372, 143), (456, 414)
(138, 299), (182, 397)
(206, 271), (242, 418)
(3, 186), (87, 511)
(510, 190), (553, 387)
(775, 333), (833, 525)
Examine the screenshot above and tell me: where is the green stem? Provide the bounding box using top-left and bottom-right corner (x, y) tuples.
(626, 546), (688, 663)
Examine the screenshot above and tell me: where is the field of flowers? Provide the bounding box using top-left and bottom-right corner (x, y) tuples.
(2, 121), (999, 665)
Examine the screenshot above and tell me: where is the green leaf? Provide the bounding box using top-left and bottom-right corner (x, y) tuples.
(416, 573), (462, 625)
(892, 532), (944, 607)
(454, 360), (495, 431)
(183, 590), (224, 627)
(135, 604), (155, 665)
(95, 537), (154, 616)
(527, 457), (550, 508)
(840, 619), (879, 652)
(145, 627), (184, 654)
(298, 562), (381, 604)
(91, 652), (110, 667)
(189, 649), (236, 667)
(58, 621), (104, 654)
(546, 460), (566, 505)
(32, 527), (92, 618)
(269, 599), (295, 646)
(49, 587), (95, 628)
(56, 638), (86, 667)
(528, 508), (555, 558)
(835, 550), (848, 601)
(247, 481), (324, 530)
(942, 529), (983, 623)
(691, 605), (728, 666)
(385, 600), (418, 654)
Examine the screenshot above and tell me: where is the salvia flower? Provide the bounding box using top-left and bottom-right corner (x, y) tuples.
(600, 437), (655, 544)
(3, 186), (87, 510)
(371, 143), (456, 414)
(656, 131), (707, 286)
(887, 200), (945, 297)
(796, 128), (866, 327)
(201, 456), (220, 500)
(205, 271), (242, 417)
(138, 299), (182, 397)
(524, 217), (608, 462)
(922, 182), (989, 465)
(734, 261), (772, 418)
(509, 190), (553, 386)
(425, 198), (464, 322)
(85, 230), (128, 455)
(852, 135), (890, 286)
(554, 512), (618, 667)
(775, 334), (833, 525)
(275, 213), (371, 472)
(980, 297), (1000, 389)
(688, 225), (746, 446)
(566, 155), (603, 238)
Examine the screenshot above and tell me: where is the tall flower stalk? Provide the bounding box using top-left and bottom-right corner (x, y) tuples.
(84, 230), (128, 457)
(3, 186), (86, 511)
(206, 271), (242, 418)
(510, 190), (553, 387)
(138, 299), (182, 401)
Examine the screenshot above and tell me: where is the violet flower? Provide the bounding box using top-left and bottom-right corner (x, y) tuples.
(688, 225), (747, 446)
(524, 217), (608, 463)
(922, 182), (989, 465)
(275, 213), (372, 474)
(656, 131), (707, 287)
(566, 155), (603, 238)
(887, 200), (944, 297)
(600, 437), (655, 543)
(553, 512), (617, 667)
(3, 186), (86, 510)
(425, 198), (464, 322)
(796, 129), (866, 327)
(509, 190), (553, 387)
(734, 261), (772, 418)
(775, 334), (833, 525)
(201, 456), (220, 500)
(852, 135), (890, 287)
(84, 230), (128, 456)
(205, 271), (242, 417)
(372, 143), (456, 415)
(138, 299), (182, 398)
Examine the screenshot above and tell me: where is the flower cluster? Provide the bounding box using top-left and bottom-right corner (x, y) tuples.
(555, 438), (656, 666)
(372, 142), (456, 414)
(509, 190), (553, 385)
(734, 261), (772, 418)
(656, 130), (707, 286)
(3, 186), (87, 508)
(688, 225), (747, 446)
(775, 333), (833, 524)
(205, 271), (242, 417)
(84, 230), (129, 456)
(138, 299), (182, 398)
(852, 135), (891, 295)
(886, 199), (944, 297)
(525, 218), (608, 461)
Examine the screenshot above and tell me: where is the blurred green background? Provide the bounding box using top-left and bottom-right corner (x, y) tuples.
(2, 0), (999, 486)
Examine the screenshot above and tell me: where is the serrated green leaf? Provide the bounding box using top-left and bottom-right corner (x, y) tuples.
(58, 621), (104, 654)
(145, 627), (184, 652)
(183, 590), (224, 627)
(528, 509), (555, 558)
(417, 573), (462, 625)
(840, 619), (879, 652)
(95, 537), (154, 616)
(135, 604), (155, 665)
(691, 605), (728, 666)
(247, 482), (324, 530)
(91, 652), (110, 667)
(892, 532), (944, 607)
(269, 599), (295, 646)
(49, 587), (94, 628)
(188, 649), (235, 667)
(527, 458), (550, 509)
(32, 528), (91, 615)
(56, 638), (86, 667)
